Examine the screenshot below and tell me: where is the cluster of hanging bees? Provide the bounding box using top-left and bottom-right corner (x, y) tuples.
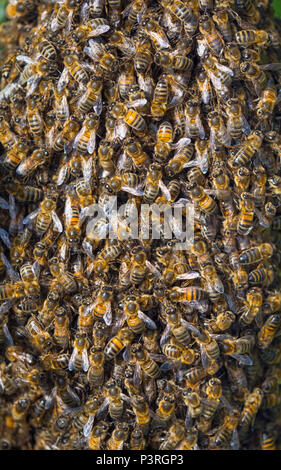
(0, 0), (281, 451)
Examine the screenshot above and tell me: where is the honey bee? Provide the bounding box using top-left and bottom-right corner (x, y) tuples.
(104, 327), (134, 359)
(3, 140), (29, 171)
(124, 138), (150, 170)
(68, 332), (90, 372)
(240, 62), (268, 95)
(84, 39), (119, 77)
(212, 8), (232, 42)
(209, 408), (240, 450)
(225, 98), (251, 141)
(77, 77), (103, 115)
(237, 193), (255, 236)
(130, 428), (146, 450)
(239, 243), (273, 266)
(257, 314), (281, 349)
(49, 257), (77, 294)
(142, 18), (170, 50)
(134, 36), (153, 77)
(73, 113), (99, 155)
(218, 333), (255, 365)
(208, 111), (230, 148)
(231, 131), (263, 168)
(106, 423), (129, 450)
(87, 347), (105, 388)
(263, 291), (281, 315)
(121, 295), (156, 334)
(0, 115), (16, 150)
(155, 50), (192, 72)
(72, 395), (102, 437)
(40, 352), (70, 371)
(72, 17), (110, 43)
(91, 285), (113, 325)
(52, 116), (80, 153)
(54, 307), (70, 351)
(151, 76), (169, 119)
(108, 100), (147, 135)
(25, 317), (53, 353)
(131, 343), (161, 379)
(51, 0), (82, 32)
(185, 101), (205, 140)
(199, 15), (224, 55)
(239, 388), (263, 436)
(88, 421), (109, 450)
(23, 191), (62, 236)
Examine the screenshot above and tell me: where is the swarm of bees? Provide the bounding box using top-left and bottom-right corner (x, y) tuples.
(0, 0), (281, 451)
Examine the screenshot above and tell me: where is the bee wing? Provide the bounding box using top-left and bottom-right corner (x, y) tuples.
(213, 277), (224, 293)
(0, 197), (9, 210)
(51, 211), (63, 233)
(73, 126), (85, 150)
(0, 300), (13, 314)
(229, 353), (253, 366)
(208, 71), (223, 91)
(241, 115), (251, 136)
(216, 63), (234, 77)
(3, 324), (14, 346)
(16, 54), (34, 65)
(133, 362), (142, 386)
(200, 344), (210, 369)
(87, 131), (96, 154)
(83, 415), (95, 438)
(93, 93), (103, 115)
(32, 261), (41, 279)
(1, 253), (20, 281)
(57, 68), (69, 93)
(197, 38), (207, 57)
(82, 348), (90, 372)
(0, 228), (11, 249)
(23, 208), (40, 225)
(149, 31), (170, 49)
(117, 151), (131, 171)
(26, 76), (41, 97)
(56, 164), (68, 186)
(159, 180), (171, 201)
(115, 120), (128, 140)
(202, 79), (210, 105)
(84, 40), (104, 60)
(145, 260), (161, 278)
(198, 149), (209, 174)
(138, 310), (157, 330)
(51, 17), (59, 32)
(121, 185), (144, 196)
(127, 98), (147, 109)
(68, 347), (79, 371)
(176, 271), (200, 280)
(261, 63), (281, 72)
(103, 303), (112, 326)
(196, 116), (205, 139)
(96, 398), (109, 420)
(89, 24), (110, 37)
(45, 386), (57, 410)
(171, 137), (191, 150)
(80, 1), (89, 21)
(65, 10), (74, 31)
(160, 324), (171, 348)
(230, 429), (240, 451)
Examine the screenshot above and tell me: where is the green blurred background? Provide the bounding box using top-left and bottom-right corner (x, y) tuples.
(273, 0), (281, 18)
(0, 0), (280, 22)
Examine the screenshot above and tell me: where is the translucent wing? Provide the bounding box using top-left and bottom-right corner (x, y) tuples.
(121, 185), (144, 196)
(216, 63), (234, 76)
(149, 31), (170, 49)
(93, 93), (103, 115)
(16, 54), (34, 65)
(0, 301), (13, 314)
(116, 120), (128, 140)
(90, 23), (110, 37)
(45, 386), (57, 409)
(229, 353), (253, 366)
(52, 212), (63, 233)
(197, 38), (207, 57)
(127, 98), (147, 108)
(138, 311), (157, 330)
(0, 197), (9, 210)
(145, 260), (161, 277)
(82, 348), (89, 372)
(3, 324), (14, 346)
(95, 398), (109, 420)
(68, 347), (79, 371)
(202, 79), (210, 105)
(160, 324), (171, 348)
(230, 429), (240, 451)
(103, 303), (112, 326)
(56, 164), (68, 186)
(82, 157), (93, 184)
(26, 76), (41, 96)
(73, 126), (85, 150)
(23, 209), (40, 225)
(83, 415), (95, 437)
(176, 271), (200, 280)
(159, 180), (171, 201)
(57, 68), (69, 93)
(0, 228), (11, 248)
(87, 131), (96, 154)
(242, 115), (251, 136)
(1, 253), (20, 280)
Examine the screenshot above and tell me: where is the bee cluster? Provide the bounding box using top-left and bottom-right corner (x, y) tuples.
(0, 0), (281, 451)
